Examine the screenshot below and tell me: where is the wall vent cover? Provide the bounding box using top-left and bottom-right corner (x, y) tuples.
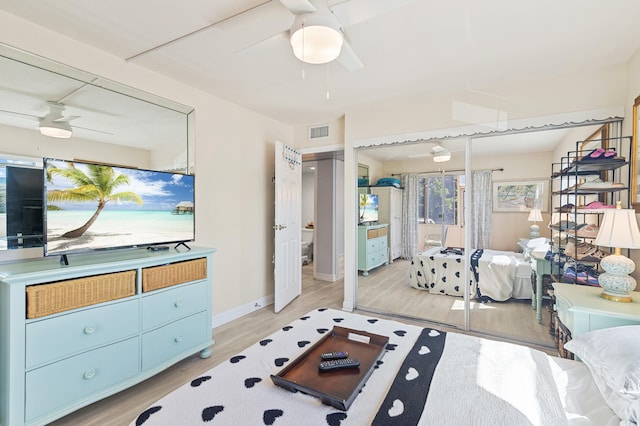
(308, 124), (329, 140)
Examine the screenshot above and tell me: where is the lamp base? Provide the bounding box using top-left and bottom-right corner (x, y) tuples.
(600, 291), (633, 303)
(598, 254), (636, 303)
(529, 224), (540, 239)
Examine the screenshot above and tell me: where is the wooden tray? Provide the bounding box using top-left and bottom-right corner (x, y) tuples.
(270, 326), (389, 411)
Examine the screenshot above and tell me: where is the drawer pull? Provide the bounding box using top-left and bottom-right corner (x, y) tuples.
(83, 369), (96, 380)
(84, 325), (97, 334)
(174, 300), (184, 308)
(174, 336), (183, 343)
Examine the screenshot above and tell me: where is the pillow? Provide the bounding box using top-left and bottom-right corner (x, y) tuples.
(564, 325), (640, 398)
(564, 326), (640, 421)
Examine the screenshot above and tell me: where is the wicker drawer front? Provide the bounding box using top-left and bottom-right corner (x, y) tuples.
(26, 299), (139, 368)
(26, 270), (136, 319)
(142, 258), (207, 292)
(25, 336), (139, 423)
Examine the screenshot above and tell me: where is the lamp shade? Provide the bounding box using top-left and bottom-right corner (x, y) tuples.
(39, 120), (72, 138)
(595, 209), (640, 249)
(290, 5), (344, 65)
(527, 208), (543, 222)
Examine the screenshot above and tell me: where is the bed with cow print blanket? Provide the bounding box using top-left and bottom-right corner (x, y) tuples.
(409, 246), (533, 301)
(131, 308), (617, 426)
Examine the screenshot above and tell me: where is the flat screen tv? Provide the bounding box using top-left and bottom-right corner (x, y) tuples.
(359, 193), (379, 224)
(43, 158), (195, 258)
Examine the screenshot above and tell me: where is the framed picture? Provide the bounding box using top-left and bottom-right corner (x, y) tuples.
(493, 180), (548, 212)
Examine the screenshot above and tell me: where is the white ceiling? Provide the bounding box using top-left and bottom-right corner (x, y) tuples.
(2, 0), (639, 130)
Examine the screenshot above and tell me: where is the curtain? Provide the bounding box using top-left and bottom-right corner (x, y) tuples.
(471, 170), (492, 249)
(400, 174), (419, 259)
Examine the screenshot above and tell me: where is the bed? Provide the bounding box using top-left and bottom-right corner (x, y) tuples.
(409, 246), (532, 301)
(130, 308), (632, 426)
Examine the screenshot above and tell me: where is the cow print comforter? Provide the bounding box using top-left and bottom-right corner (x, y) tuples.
(131, 308), (580, 425)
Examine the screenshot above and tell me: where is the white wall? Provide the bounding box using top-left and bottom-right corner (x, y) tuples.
(301, 165), (316, 227)
(0, 11), (294, 319)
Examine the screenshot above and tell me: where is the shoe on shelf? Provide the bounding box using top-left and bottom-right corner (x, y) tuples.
(557, 203), (575, 212)
(576, 224), (599, 238)
(576, 200), (615, 210)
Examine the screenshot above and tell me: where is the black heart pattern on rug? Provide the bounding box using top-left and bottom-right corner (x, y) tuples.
(230, 355), (246, 364)
(333, 318), (344, 323)
(317, 328), (329, 334)
(417, 270), (422, 277)
(298, 340), (311, 348)
(430, 282), (435, 288)
(274, 357), (289, 367)
(318, 308), (328, 311)
(135, 406), (161, 425)
(202, 405), (224, 421)
(442, 277), (447, 282)
(190, 376), (211, 387)
(394, 330), (407, 337)
(260, 339), (273, 346)
(430, 268), (436, 274)
(443, 262), (447, 268)
(386, 343), (397, 351)
(263, 409), (284, 425)
(374, 359), (384, 369)
(282, 325), (293, 331)
(300, 316), (310, 320)
(456, 258), (462, 263)
(326, 412), (348, 425)
(440, 289), (445, 293)
(454, 286), (460, 292)
(244, 377), (261, 388)
(367, 319), (378, 323)
(455, 271), (460, 278)
(429, 256), (435, 261)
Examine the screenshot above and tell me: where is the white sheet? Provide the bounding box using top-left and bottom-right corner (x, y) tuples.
(130, 308), (618, 426)
(477, 249), (532, 301)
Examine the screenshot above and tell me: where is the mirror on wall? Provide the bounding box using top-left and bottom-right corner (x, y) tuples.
(0, 43), (194, 252)
(633, 95), (640, 209)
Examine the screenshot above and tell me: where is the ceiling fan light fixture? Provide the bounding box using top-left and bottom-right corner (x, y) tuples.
(433, 151), (451, 162)
(290, 8), (344, 65)
(39, 120), (72, 139)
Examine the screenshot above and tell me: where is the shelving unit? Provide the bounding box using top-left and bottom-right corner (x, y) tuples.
(548, 136), (631, 285)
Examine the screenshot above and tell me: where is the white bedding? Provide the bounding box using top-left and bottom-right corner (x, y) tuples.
(130, 308), (618, 426)
(476, 249), (532, 301)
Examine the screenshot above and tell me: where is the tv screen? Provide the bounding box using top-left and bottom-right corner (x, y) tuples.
(6, 166), (44, 249)
(359, 193), (379, 224)
(43, 158), (195, 256)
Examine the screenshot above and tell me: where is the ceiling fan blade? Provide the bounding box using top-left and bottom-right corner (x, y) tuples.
(278, 0), (316, 14)
(53, 115), (81, 123)
(337, 39), (363, 71)
(73, 125), (114, 136)
(331, 0), (417, 27)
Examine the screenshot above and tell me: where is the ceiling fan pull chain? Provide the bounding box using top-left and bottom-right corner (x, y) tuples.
(326, 64), (330, 100)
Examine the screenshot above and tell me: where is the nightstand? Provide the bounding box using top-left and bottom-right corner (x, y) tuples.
(552, 282), (640, 358)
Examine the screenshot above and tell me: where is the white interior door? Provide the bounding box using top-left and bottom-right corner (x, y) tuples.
(274, 141), (302, 313)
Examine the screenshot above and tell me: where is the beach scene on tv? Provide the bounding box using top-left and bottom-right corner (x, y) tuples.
(44, 159), (195, 255)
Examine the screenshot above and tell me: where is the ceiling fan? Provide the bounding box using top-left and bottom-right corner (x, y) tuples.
(407, 142), (457, 162)
(128, 0), (417, 72)
(0, 101), (112, 139)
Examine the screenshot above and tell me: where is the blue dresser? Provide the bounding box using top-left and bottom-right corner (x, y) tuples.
(0, 247), (216, 426)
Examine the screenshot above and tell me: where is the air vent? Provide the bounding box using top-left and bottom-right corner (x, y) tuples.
(308, 124), (329, 140)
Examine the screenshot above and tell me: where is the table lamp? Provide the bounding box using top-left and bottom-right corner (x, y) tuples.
(594, 204), (640, 302)
(527, 208), (543, 238)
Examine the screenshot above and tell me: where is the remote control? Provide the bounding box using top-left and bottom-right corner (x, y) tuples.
(318, 358), (360, 371)
(321, 351), (348, 360)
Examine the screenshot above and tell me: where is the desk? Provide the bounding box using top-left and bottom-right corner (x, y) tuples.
(530, 251), (551, 323)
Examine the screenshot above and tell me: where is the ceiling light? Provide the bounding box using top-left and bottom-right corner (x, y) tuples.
(433, 152), (451, 162)
(290, 5), (344, 65)
(39, 119), (72, 138)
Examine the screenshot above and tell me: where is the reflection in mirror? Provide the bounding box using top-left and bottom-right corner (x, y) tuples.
(0, 44), (194, 253)
(0, 155), (43, 250)
(357, 163), (369, 186)
(633, 95), (640, 208)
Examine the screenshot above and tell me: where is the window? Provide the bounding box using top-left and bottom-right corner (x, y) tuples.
(418, 175), (461, 224)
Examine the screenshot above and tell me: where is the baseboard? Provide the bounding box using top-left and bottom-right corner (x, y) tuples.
(212, 294), (274, 328)
(313, 272), (340, 281)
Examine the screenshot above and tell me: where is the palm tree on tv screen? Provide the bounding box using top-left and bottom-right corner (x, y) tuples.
(46, 162), (143, 238)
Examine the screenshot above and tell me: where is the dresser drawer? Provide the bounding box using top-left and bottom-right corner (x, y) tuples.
(142, 280), (208, 330)
(142, 311), (209, 370)
(25, 337), (139, 422)
(26, 299), (139, 368)
(378, 238), (388, 253)
(554, 295), (573, 332)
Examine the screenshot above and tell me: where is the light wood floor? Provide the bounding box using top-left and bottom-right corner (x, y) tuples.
(51, 261), (554, 425)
